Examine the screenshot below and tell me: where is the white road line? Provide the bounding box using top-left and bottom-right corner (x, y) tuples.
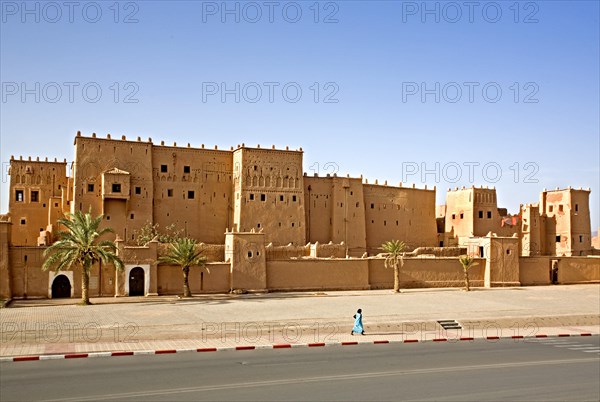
(553, 344), (588, 348)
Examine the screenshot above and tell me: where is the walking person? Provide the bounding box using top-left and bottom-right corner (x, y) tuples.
(351, 308), (365, 335)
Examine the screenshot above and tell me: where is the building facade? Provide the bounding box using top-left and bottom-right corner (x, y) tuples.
(1, 132), (596, 300)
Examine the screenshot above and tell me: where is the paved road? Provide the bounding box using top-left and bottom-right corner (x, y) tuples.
(2, 336), (599, 401)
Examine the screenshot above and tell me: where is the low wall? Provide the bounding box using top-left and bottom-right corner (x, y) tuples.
(156, 263), (230, 295)
(368, 257), (485, 289)
(266, 259), (370, 291)
(519, 256), (600, 285)
(558, 257), (600, 284)
(265, 244), (308, 260)
(156, 243), (225, 263)
(519, 257), (551, 285)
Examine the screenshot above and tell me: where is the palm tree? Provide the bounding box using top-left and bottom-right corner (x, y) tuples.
(158, 237), (207, 297)
(42, 210), (124, 305)
(458, 255), (478, 291)
(381, 240), (406, 293)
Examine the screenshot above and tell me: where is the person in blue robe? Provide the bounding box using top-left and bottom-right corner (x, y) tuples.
(351, 308), (365, 335)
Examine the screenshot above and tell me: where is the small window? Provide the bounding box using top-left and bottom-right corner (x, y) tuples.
(384, 220), (387, 226)
(161, 165), (168, 173)
(396, 221), (399, 226)
(106, 216), (111, 220)
(579, 235), (583, 243)
(460, 213), (464, 219)
(130, 214), (134, 219)
(87, 184), (94, 192)
(188, 191), (195, 199)
(20, 218), (26, 225)
(478, 211), (483, 219)
(54, 202), (58, 207)
(260, 194), (266, 201)
(135, 187), (141, 195)
(506, 249), (511, 255)
(371, 203), (374, 209)
(558, 205), (563, 212)
(183, 166), (191, 174)
(356, 202), (360, 208)
(549, 205), (553, 213)
(112, 183), (121, 193)
(292, 222), (295, 227)
(31, 191), (39, 202)
(249, 194), (255, 201)
(257, 223), (261, 228)
(15, 190), (24, 202)
(280, 195), (284, 201)
(487, 211), (492, 219)
(452, 214), (456, 220)
(167, 189), (173, 197)
(248, 251), (253, 258)
(575, 204), (579, 212)
(556, 235), (561, 242)
(292, 195), (297, 202)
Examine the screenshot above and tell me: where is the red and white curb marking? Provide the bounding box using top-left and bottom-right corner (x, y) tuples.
(0, 333), (594, 363)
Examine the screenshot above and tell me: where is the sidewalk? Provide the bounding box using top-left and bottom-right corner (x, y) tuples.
(1, 285), (599, 359)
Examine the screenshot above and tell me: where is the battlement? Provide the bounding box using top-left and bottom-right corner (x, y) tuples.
(543, 186), (591, 193)
(303, 173), (435, 192)
(447, 185), (496, 193)
(74, 131), (302, 154)
(10, 156), (67, 164)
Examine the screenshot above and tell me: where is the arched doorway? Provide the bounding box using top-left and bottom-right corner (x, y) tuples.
(51, 275), (71, 298)
(129, 267), (145, 296)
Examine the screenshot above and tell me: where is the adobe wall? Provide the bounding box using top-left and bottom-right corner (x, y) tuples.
(73, 135), (154, 243)
(519, 256), (599, 285)
(0, 219), (11, 299)
(152, 144), (233, 244)
(156, 263), (229, 295)
(519, 257), (552, 285)
(155, 243), (225, 263)
(368, 257), (485, 289)
(266, 259), (370, 291)
(8, 158), (68, 246)
(265, 244), (309, 260)
(304, 176), (367, 256)
(558, 257), (600, 284)
(363, 184), (437, 253)
(233, 147), (306, 246)
(8, 247), (49, 297)
(540, 189), (592, 256)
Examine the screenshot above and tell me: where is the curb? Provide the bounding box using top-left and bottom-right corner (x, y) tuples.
(0, 333), (595, 363)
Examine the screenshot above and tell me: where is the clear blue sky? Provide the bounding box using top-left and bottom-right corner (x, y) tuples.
(1, 1), (599, 231)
